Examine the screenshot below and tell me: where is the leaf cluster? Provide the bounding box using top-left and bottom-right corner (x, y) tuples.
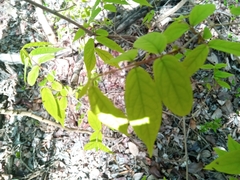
(22, 2), (240, 172)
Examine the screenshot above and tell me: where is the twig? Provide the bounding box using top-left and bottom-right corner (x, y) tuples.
(182, 116), (189, 180)
(0, 109), (92, 134)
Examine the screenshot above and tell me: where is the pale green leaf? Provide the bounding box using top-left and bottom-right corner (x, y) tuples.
(46, 73), (54, 82)
(30, 47), (63, 56)
(103, 0), (128, 5)
(76, 81), (90, 99)
(154, 55), (193, 116)
(230, 7), (240, 16)
(37, 54), (55, 64)
(73, 29), (85, 42)
(89, 0), (101, 23)
(88, 86), (128, 135)
(97, 113), (129, 135)
(84, 38), (96, 74)
(163, 21), (190, 43)
(22, 42), (50, 49)
(209, 39), (240, 56)
(98, 142), (112, 153)
(106, 49), (138, 66)
(95, 29), (109, 36)
(204, 150), (240, 174)
(203, 27), (212, 39)
(96, 36), (124, 53)
(59, 96), (68, 110)
(60, 88), (68, 96)
(90, 131), (102, 141)
(133, 0), (152, 6)
(27, 66), (39, 86)
(104, 4), (116, 12)
(95, 48), (114, 62)
(125, 67), (162, 157)
(182, 44), (209, 76)
(41, 87), (60, 122)
(133, 32), (167, 54)
(228, 135), (240, 151)
(39, 78), (47, 87)
(88, 111), (102, 131)
(55, 98), (65, 126)
(189, 4), (216, 26)
(84, 141), (97, 150)
(51, 81), (62, 91)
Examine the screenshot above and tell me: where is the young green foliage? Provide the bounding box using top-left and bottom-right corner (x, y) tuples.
(154, 55), (193, 116)
(205, 135), (240, 174)
(125, 67), (162, 157)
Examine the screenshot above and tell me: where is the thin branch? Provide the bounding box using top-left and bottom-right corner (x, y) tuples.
(0, 109), (92, 134)
(23, 0), (94, 36)
(183, 116), (189, 180)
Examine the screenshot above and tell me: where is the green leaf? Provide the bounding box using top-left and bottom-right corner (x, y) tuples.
(230, 6), (240, 16)
(95, 29), (109, 36)
(209, 39), (240, 56)
(125, 67), (162, 157)
(37, 54), (55, 64)
(88, 86), (128, 135)
(89, 0), (101, 23)
(104, 4), (116, 12)
(106, 49), (138, 66)
(227, 135), (240, 151)
(88, 110), (102, 131)
(22, 42), (50, 49)
(189, 4), (216, 26)
(60, 88), (68, 96)
(41, 87), (61, 123)
(84, 38), (96, 74)
(133, 32), (167, 54)
(201, 64), (215, 69)
(95, 48), (114, 62)
(46, 72), (55, 82)
(76, 81), (90, 99)
(153, 55), (193, 116)
(96, 36), (124, 53)
(27, 66), (40, 86)
(182, 44), (209, 76)
(163, 21), (190, 43)
(214, 63), (227, 69)
(84, 141), (98, 151)
(51, 81), (62, 91)
(213, 147), (227, 157)
(204, 150), (240, 174)
(214, 70), (233, 78)
(90, 131), (103, 141)
(30, 47), (63, 56)
(215, 78), (231, 89)
(97, 113), (129, 135)
(39, 78), (47, 87)
(203, 27), (212, 39)
(103, 0), (128, 4)
(142, 10), (155, 24)
(59, 96), (68, 110)
(73, 29), (85, 42)
(133, 0), (152, 6)
(98, 142), (112, 153)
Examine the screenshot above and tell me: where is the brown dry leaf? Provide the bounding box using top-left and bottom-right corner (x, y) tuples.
(189, 119), (196, 130)
(128, 142), (139, 156)
(188, 162), (203, 174)
(149, 165), (162, 178)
